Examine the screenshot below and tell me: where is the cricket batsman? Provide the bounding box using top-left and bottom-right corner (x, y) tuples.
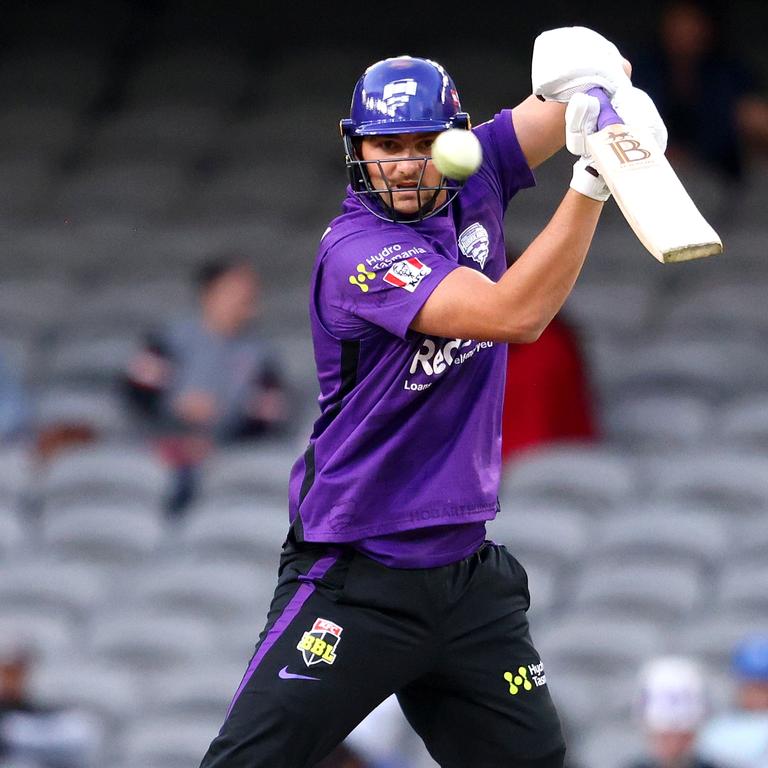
(200, 27), (666, 768)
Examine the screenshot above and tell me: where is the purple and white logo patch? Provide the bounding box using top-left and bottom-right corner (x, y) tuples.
(458, 222), (490, 269)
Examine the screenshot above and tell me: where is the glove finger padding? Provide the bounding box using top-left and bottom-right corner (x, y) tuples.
(571, 157), (611, 202)
(532, 26), (631, 102)
(612, 85), (668, 153)
(565, 92), (601, 157)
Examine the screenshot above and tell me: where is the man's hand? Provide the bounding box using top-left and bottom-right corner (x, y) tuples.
(532, 26), (632, 102)
(565, 93), (611, 202)
(174, 390), (218, 427)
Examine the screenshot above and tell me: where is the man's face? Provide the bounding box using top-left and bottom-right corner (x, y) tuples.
(648, 730), (697, 767)
(739, 680), (768, 711)
(359, 132), (444, 217)
(203, 266), (260, 335)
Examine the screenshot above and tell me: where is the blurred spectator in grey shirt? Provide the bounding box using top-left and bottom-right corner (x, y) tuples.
(122, 256), (288, 509)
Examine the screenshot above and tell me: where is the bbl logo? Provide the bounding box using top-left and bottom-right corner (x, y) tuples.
(297, 618), (343, 667)
(606, 130), (652, 165)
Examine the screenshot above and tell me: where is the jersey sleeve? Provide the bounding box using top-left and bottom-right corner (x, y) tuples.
(473, 109), (536, 210)
(317, 235), (459, 341)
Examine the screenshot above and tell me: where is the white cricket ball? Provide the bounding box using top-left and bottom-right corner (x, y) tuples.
(431, 129), (483, 181)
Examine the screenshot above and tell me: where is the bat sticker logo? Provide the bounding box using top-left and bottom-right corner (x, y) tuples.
(606, 131), (652, 165)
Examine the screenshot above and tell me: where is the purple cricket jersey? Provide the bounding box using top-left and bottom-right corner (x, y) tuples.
(287, 110), (535, 567)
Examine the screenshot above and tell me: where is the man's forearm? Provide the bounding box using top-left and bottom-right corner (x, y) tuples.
(497, 189), (603, 341)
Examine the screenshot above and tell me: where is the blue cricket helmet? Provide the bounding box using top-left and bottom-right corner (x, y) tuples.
(340, 56), (472, 222)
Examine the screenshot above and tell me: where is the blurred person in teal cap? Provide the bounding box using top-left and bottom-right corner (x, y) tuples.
(697, 634), (768, 768)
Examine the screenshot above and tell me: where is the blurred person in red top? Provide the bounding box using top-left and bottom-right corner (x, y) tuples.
(501, 248), (597, 463)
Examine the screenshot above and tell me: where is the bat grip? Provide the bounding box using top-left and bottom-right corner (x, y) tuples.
(586, 87), (624, 131)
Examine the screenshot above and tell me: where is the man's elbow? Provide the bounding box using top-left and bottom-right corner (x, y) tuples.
(500, 314), (547, 344)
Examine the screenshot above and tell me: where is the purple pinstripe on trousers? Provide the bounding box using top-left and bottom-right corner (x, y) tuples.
(225, 553), (339, 719)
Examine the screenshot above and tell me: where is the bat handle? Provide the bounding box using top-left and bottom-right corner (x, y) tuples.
(586, 87), (624, 131)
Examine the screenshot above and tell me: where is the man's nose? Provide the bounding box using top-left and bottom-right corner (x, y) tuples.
(395, 151), (425, 175)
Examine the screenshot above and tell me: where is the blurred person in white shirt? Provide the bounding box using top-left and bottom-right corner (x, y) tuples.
(626, 656), (721, 768)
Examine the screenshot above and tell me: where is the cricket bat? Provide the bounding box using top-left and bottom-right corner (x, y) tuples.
(585, 87), (723, 264)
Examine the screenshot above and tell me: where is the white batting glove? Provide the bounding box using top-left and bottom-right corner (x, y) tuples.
(611, 85), (668, 152)
(565, 92), (601, 158)
(532, 26), (631, 102)
(566, 92), (610, 201)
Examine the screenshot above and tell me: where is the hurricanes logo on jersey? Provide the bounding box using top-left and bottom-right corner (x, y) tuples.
(458, 222), (490, 269)
(297, 618), (344, 667)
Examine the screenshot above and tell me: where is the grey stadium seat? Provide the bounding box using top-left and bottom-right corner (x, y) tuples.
(120, 716), (222, 768)
(86, 105), (220, 164)
(715, 563), (768, 618)
(88, 613), (215, 671)
(591, 507), (729, 571)
(58, 280), (194, 336)
(179, 501), (290, 563)
(0, 278), (74, 336)
(40, 504), (166, 565)
(0, 608), (76, 662)
(717, 394), (768, 450)
(602, 337), (768, 401)
(643, 450), (768, 512)
(0, 159), (53, 222)
(50, 160), (187, 222)
(0, 48), (107, 108)
(0, 506), (29, 560)
(27, 657), (142, 722)
(664, 278), (768, 337)
(43, 334), (139, 387)
(501, 445), (638, 512)
(536, 613), (664, 677)
(732, 514), (768, 566)
(487, 504), (590, 568)
(125, 46), (250, 107)
(120, 559), (273, 622)
(199, 443), (298, 505)
(0, 447), (32, 506)
(570, 720), (646, 768)
(668, 614), (768, 670)
(0, 105), (80, 162)
(563, 279), (656, 341)
(33, 386), (131, 437)
(190, 163), (326, 224)
(547, 669), (635, 732)
(40, 444), (169, 507)
(142, 664), (245, 720)
(602, 393), (713, 450)
(571, 561), (703, 621)
(520, 559), (560, 620)
(211, 617), (271, 669)
(0, 560), (108, 621)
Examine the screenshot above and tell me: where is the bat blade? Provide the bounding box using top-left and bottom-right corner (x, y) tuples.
(586, 124), (723, 264)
